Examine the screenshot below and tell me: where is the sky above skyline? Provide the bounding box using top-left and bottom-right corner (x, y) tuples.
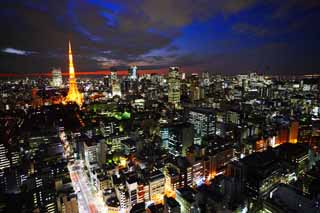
(0, 0), (320, 75)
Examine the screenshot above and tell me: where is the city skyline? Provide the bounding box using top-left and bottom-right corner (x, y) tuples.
(1, 0), (320, 75)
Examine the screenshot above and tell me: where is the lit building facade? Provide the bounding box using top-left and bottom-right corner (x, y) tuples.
(51, 68), (63, 87)
(168, 67), (181, 107)
(112, 81), (122, 97)
(188, 108), (216, 141)
(149, 170), (165, 204)
(129, 66), (138, 80)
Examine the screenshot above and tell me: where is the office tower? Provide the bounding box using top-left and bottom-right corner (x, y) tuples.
(112, 81), (122, 97)
(109, 70), (122, 97)
(126, 176), (138, 207)
(115, 184), (129, 210)
(129, 66), (138, 80)
(191, 86), (200, 101)
(164, 164), (181, 197)
(51, 68), (63, 87)
(149, 170), (165, 204)
(0, 144), (10, 170)
(160, 126), (169, 149)
(84, 140), (97, 169)
(103, 75), (111, 87)
(97, 142), (107, 167)
(188, 108), (216, 139)
(181, 72), (186, 80)
(64, 41), (83, 106)
(0, 143), (10, 193)
(202, 72), (210, 86)
(168, 123), (194, 157)
(168, 67), (181, 107)
(111, 71), (117, 81)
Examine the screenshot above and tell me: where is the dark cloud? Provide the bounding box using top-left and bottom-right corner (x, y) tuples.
(271, 0), (320, 19)
(172, 40), (320, 75)
(231, 1), (320, 47)
(0, 0), (319, 74)
(232, 23), (272, 37)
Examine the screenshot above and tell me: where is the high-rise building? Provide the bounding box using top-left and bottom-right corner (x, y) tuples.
(188, 108), (216, 140)
(111, 71), (117, 81)
(110, 70), (122, 97)
(84, 140), (97, 169)
(51, 68), (63, 87)
(126, 176), (138, 207)
(168, 123), (194, 157)
(168, 67), (181, 107)
(112, 81), (122, 97)
(129, 66), (138, 80)
(97, 142), (107, 167)
(64, 41), (83, 106)
(149, 170), (165, 204)
(103, 75), (111, 88)
(115, 183), (129, 210)
(0, 144), (10, 170)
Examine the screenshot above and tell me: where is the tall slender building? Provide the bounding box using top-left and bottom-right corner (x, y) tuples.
(64, 41), (83, 106)
(168, 67), (181, 107)
(129, 66), (138, 80)
(51, 68), (63, 87)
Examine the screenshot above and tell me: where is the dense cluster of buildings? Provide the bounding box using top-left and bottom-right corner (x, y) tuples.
(0, 44), (319, 212)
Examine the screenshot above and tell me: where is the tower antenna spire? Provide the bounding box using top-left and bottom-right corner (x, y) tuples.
(64, 40), (83, 106)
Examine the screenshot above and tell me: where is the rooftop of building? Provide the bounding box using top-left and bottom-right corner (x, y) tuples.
(130, 202), (146, 212)
(103, 188), (115, 196)
(241, 149), (277, 168)
(147, 203), (164, 213)
(84, 138), (97, 147)
(265, 184), (318, 212)
(149, 170), (164, 182)
(165, 196), (180, 208)
(166, 165), (180, 177)
(189, 107), (217, 114)
(97, 174), (108, 181)
(176, 187), (197, 203)
(275, 143), (309, 158)
(126, 175), (138, 184)
(160, 121), (192, 129)
(197, 184), (224, 203)
(240, 149), (282, 179)
(106, 197), (120, 207)
(122, 138), (136, 147)
(172, 157), (190, 170)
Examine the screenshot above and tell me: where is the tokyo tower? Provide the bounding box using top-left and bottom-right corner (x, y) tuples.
(64, 41), (83, 106)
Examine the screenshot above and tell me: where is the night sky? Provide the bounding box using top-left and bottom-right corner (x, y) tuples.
(1, 0), (320, 75)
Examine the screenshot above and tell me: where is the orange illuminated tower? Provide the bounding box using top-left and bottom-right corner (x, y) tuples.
(64, 41), (83, 106)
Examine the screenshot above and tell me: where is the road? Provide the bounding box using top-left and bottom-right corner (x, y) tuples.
(60, 130), (106, 213)
(69, 161), (106, 213)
